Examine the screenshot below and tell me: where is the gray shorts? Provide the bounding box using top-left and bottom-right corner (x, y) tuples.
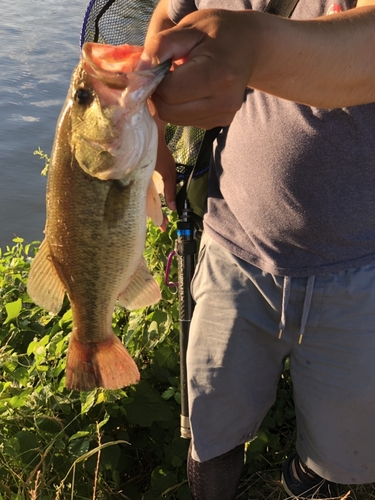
(187, 232), (375, 484)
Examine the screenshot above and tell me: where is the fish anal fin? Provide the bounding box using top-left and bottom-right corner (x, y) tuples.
(27, 239), (66, 314)
(118, 257), (161, 310)
(146, 171), (164, 227)
(65, 332), (140, 391)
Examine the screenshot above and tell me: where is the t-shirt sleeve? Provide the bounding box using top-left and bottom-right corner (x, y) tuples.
(168, 0), (197, 23)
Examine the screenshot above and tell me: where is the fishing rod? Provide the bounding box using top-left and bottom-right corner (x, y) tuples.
(167, 126), (221, 438)
(176, 201), (196, 439)
(165, 200), (199, 440)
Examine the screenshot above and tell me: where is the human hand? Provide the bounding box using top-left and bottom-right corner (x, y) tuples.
(141, 9), (254, 129)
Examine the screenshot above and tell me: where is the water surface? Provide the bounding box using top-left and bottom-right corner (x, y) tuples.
(0, 0), (89, 248)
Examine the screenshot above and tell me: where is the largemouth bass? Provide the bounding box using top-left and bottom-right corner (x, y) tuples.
(27, 43), (170, 391)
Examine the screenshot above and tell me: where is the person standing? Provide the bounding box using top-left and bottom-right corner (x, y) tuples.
(141, 1), (375, 498)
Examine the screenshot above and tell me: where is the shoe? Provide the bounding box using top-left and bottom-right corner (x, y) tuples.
(281, 453), (341, 499)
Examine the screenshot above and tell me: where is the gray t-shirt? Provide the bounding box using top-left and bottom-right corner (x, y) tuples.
(169, 0), (375, 276)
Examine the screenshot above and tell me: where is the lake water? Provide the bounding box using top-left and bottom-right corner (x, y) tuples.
(0, 0), (90, 249)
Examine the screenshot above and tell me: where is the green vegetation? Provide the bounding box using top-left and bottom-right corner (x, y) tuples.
(0, 226), (374, 499)
(0, 221), (188, 500)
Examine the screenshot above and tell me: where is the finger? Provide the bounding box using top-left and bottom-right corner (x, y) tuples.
(154, 57), (220, 105)
(153, 56), (245, 121)
(139, 24), (206, 69)
(152, 92), (237, 129)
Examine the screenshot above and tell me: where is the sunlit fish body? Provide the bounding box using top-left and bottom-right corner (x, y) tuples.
(27, 43), (170, 391)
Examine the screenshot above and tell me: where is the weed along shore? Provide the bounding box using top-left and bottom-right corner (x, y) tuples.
(1, 237), (374, 498)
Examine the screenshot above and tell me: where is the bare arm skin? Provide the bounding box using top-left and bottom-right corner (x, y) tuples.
(250, 1), (375, 107)
(143, 1), (375, 129)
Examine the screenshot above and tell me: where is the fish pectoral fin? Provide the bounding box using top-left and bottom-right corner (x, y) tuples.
(146, 171), (164, 227)
(27, 239), (66, 314)
(118, 257), (161, 310)
(152, 170), (164, 195)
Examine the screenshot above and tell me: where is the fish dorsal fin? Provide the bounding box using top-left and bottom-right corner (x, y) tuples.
(118, 257), (161, 310)
(27, 239), (66, 314)
(146, 171), (164, 227)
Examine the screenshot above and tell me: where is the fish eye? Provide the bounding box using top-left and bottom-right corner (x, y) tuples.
(74, 88), (93, 105)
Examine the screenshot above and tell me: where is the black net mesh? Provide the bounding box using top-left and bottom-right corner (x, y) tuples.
(80, 0), (211, 183)
(165, 125), (210, 181)
(81, 0), (156, 47)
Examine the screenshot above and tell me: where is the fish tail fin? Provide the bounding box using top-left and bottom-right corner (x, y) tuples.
(65, 332), (140, 391)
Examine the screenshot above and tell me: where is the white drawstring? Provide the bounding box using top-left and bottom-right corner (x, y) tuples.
(278, 275), (315, 343)
(298, 276), (315, 344)
(278, 276), (291, 339)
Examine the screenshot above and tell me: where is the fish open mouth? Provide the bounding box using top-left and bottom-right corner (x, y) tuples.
(82, 43), (142, 88)
(82, 42), (171, 94)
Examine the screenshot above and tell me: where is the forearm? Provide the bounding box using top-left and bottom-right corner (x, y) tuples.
(248, 6), (375, 108)
(142, 3), (375, 128)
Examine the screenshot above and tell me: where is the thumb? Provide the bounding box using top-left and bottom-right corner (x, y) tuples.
(138, 25), (205, 70)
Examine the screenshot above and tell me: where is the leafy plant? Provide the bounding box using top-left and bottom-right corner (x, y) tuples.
(0, 223), (190, 500)
(1, 229), (374, 499)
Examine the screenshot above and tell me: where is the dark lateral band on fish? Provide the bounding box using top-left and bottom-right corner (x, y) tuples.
(27, 43), (170, 391)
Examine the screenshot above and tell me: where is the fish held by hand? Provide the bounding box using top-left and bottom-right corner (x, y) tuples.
(27, 43), (171, 391)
